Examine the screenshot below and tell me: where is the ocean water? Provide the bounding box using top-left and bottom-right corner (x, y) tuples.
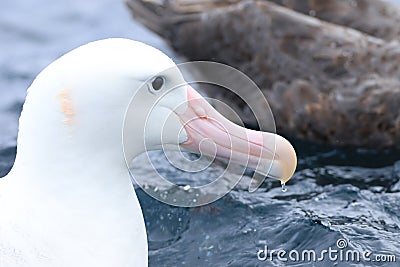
(0, 0), (399, 266)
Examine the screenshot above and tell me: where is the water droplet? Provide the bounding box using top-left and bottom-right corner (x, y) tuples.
(183, 185), (191, 191)
(281, 182), (287, 192)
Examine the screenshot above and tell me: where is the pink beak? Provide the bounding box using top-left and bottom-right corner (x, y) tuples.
(178, 87), (297, 184)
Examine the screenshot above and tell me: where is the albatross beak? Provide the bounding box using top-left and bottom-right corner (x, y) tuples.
(178, 87), (297, 184)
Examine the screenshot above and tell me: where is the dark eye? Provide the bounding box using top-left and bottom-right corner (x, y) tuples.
(151, 76), (164, 91)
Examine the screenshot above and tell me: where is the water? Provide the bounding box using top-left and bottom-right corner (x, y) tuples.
(0, 0), (399, 266)
(281, 182), (287, 193)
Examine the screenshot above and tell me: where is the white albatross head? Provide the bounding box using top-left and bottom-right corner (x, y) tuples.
(14, 38), (296, 184)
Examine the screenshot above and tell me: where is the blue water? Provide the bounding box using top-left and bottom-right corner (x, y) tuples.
(0, 0), (399, 266)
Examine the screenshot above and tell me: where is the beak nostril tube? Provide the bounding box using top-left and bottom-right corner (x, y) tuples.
(193, 105), (207, 118)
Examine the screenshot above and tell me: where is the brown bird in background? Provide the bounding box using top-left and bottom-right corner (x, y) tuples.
(126, 0), (400, 148)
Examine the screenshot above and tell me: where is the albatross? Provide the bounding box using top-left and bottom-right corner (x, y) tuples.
(0, 38), (296, 267)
